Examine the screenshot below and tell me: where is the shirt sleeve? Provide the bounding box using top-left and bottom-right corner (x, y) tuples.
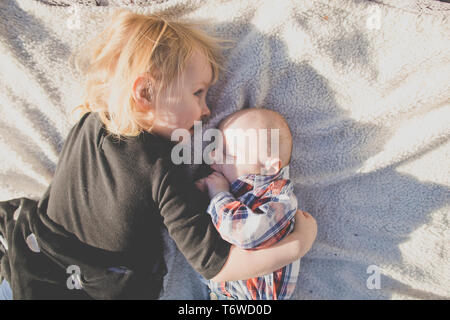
(207, 180), (298, 249)
(155, 160), (231, 280)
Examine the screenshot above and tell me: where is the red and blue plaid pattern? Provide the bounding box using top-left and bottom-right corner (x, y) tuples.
(207, 166), (300, 300)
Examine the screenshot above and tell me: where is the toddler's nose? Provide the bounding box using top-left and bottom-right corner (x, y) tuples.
(201, 103), (211, 119)
(210, 162), (219, 172)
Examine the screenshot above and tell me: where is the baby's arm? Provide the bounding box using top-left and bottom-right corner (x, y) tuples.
(209, 188), (297, 249)
(198, 171), (298, 249)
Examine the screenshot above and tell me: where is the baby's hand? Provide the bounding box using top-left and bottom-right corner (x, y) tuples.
(203, 171), (230, 199)
(194, 178), (207, 193)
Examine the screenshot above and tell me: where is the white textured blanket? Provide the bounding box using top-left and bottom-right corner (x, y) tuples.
(0, 0), (449, 299)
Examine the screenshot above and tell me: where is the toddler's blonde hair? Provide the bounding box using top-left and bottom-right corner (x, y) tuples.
(70, 9), (231, 137)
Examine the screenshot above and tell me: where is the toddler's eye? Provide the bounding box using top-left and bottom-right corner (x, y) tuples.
(194, 89), (203, 96)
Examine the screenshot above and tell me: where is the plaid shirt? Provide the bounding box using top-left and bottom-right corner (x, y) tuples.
(206, 166), (300, 300)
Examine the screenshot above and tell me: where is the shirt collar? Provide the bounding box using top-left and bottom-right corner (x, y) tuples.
(230, 165), (290, 194)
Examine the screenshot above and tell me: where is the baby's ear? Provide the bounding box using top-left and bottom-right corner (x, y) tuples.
(261, 158), (281, 175)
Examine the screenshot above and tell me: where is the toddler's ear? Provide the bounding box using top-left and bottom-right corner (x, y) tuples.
(261, 158), (281, 175)
(132, 75), (155, 112)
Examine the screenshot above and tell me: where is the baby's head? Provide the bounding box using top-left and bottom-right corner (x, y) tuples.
(210, 109), (293, 183)
(72, 9), (232, 138)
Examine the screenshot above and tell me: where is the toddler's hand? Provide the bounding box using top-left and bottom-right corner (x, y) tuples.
(204, 171), (230, 199)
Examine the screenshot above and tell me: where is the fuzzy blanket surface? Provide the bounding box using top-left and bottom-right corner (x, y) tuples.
(0, 0), (449, 299)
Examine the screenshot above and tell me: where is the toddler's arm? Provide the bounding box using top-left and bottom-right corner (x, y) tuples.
(158, 164), (316, 282)
(211, 209), (317, 282)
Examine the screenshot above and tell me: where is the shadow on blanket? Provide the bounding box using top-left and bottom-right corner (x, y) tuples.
(195, 20), (450, 299)
(0, 2), (448, 299)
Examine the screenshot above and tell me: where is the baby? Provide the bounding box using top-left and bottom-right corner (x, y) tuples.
(196, 108), (316, 300)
